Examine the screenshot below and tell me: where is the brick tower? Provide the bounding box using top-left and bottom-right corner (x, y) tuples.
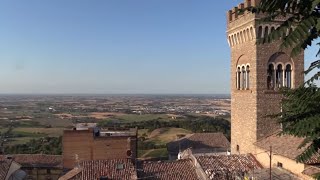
(227, 0), (304, 154)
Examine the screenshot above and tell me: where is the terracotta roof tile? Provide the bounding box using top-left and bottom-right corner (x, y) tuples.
(73, 159), (136, 180)
(255, 134), (320, 164)
(196, 154), (262, 180)
(0, 159), (11, 180)
(141, 159), (199, 180)
(167, 133), (230, 153)
(0, 154), (62, 168)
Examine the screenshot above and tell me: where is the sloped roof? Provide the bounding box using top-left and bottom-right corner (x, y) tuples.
(302, 166), (320, 177)
(255, 134), (320, 164)
(167, 133), (230, 153)
(249, 168), (301, 180)
(196, 154), (262, 180)
(58, 168), (82, 180)
(140, 159), (199, 180)
(67, 159), (136, 180)
(0, 158), (11, 180)
(3, 154), (63, 168)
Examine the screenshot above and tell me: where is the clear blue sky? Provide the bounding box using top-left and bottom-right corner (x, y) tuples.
(0, 0), (317, 94)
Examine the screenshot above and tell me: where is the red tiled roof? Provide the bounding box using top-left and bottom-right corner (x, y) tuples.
(0, 159), (11, 180)
(255, 134), (320, 164)
(72, 159), (136, 180)
(196, 154), (262, 180)
(167, 133), (230, 153)
(141, 159), (199, 180)
(0, 154), (62, 168)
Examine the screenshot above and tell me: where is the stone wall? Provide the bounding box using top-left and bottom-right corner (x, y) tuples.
(228, 0), (304, 154)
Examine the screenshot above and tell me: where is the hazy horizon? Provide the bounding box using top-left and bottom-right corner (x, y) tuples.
(0, 0), (317, 94)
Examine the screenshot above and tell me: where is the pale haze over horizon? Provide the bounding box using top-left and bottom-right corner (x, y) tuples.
(0, 0), (317, 94)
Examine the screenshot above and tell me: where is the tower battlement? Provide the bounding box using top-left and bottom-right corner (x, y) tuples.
(227, 0), (260, 25)
(227, 0), (261, 32)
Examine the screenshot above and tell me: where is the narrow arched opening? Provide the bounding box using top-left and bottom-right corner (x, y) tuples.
(285, 64), (292, 88)
(276, 64), (283, 88)
(267, 64), (275, 90)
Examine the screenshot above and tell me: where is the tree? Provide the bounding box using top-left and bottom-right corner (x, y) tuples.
(244, 0), (320, 176)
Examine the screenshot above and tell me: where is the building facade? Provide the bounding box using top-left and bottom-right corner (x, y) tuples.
(62, 128), (137, 169)
(227, 0), (304, 154)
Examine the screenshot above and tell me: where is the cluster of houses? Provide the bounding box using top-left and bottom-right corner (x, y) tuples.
(0, 126), (312, 180)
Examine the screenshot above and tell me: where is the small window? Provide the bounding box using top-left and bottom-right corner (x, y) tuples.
(258, 26), (263, 38)
(242, 66), (246, 90)
(236, 145), (240, 152)
(246, 65), (250, 89)
(277, 162), (283, 168)
(285, 64), (292, 88)
(264, 26), (269, 37)
(267, 64), (275, 90)
(276, 64), (283, 88)
(237, 67), (241, 90)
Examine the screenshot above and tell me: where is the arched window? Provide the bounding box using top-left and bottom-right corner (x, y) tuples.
(258, 26), (263, 38)
(271, 27), (275, 34)
(276, 64), (283, 88)
(267, 64), (275, 90)
(242, 66), (246, 90)
(264, 26), (269, 38)
(285, 64), (292, 88)
(246, 65), (250, 89)
(267, 53), (293, 90)
(237, 67), (241, 90)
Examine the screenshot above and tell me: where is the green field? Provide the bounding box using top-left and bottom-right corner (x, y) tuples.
(137, 127), (191, 159)
(117, 114), (171, 122)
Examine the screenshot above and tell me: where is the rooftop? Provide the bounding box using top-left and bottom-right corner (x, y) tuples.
(0, 154), (62, 168)
(140, 159), (199, 180)
(255, 133), (320, 164)
(60, 159), (137, 180)
(0, 158), (11, 180)
(195, 154), (262, 180)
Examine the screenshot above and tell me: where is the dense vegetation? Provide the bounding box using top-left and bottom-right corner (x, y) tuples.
(247, 0), (320, 177)
(98, 115), (231, 139)
(4, 136), (62, 155)
(3, 115), (230, 156)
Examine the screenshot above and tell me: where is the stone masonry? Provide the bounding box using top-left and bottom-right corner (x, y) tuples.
(227, 0), (304, 154)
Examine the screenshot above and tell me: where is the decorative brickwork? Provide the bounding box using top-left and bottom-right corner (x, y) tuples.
(227, 0), (304, 154)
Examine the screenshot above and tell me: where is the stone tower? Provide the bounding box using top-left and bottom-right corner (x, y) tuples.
(227, 0), (304, 154)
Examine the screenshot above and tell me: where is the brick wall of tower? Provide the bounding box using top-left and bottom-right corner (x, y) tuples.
(255, 43), (304, 139)
(227, 0), (304, 154)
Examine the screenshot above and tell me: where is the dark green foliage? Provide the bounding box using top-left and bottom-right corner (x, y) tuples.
(245, 0), (320, 178)
(247, 0), (320, 79)
(98, 115), (231, 140)
(279, 86), (320, 162)
(4, 136), (62, 155)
